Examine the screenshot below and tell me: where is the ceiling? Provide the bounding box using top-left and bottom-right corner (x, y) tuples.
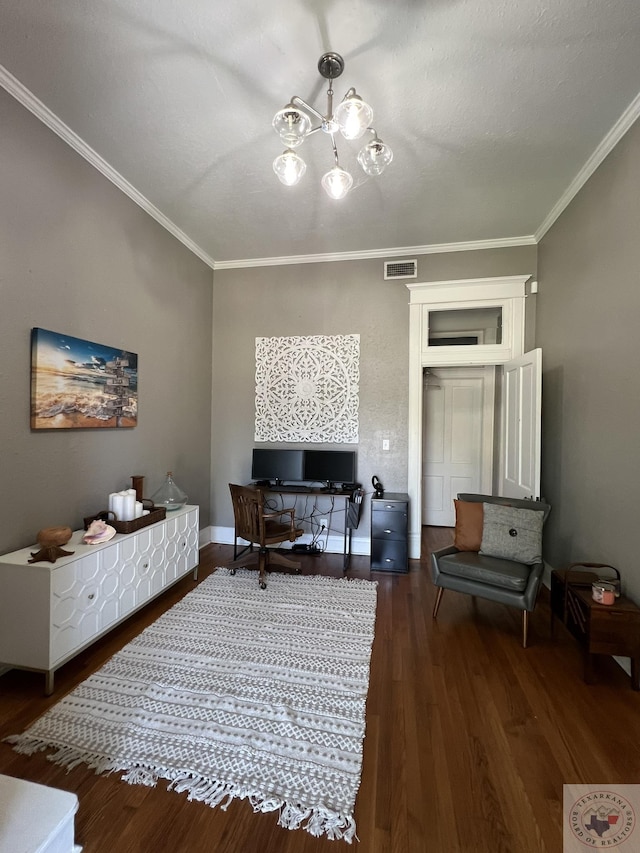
(2, 0), (640, 269)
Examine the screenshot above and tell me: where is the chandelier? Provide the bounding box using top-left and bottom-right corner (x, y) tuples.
(272, 52), (393, 200)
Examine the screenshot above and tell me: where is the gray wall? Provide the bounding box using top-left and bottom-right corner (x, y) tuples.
(0, 89), (213, 554)
(211, 260), (408, 540)
(0, 80), (539, 556)
(537, 117), (640, 601)
(210, 245), (536, 538)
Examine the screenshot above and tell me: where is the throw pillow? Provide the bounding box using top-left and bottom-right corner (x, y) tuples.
(453, 499), (484, 551)
(480, 502), (544, 564)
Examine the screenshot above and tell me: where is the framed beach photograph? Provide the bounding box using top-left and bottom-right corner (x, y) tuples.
(30, 328), (138, 429)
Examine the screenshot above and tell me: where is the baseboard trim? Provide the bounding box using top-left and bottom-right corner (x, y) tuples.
(206, 525), (371, 557)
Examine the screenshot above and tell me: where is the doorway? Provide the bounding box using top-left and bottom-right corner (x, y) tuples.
(406, 275), (532, 559)
(422, 366), (495, 526)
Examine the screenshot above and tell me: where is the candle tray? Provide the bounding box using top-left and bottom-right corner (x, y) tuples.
(83, 506), (167, 534)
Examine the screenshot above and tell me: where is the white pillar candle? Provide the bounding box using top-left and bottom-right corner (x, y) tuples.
(122, 492), (136, 522)
(134, 501), (143, 518)
(112, 493), (125, 521)
(108, 493), (118, 513)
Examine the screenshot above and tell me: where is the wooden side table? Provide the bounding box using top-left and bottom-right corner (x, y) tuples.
(551, 569), (640, 690)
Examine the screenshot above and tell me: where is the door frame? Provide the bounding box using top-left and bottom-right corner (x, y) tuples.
(407, 276), (531, 559)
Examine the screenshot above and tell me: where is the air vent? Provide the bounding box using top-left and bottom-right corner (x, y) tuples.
(384, 260), (417, 280)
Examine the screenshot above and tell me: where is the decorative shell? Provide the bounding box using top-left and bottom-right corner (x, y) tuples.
(83, 519), (116, 545)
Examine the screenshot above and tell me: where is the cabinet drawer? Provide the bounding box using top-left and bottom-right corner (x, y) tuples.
(371, 539), (408, 572)
(589, 610), (640, 656)
(372, 501), (407, 514)
(164, 507), (200, 583)
(51, 546), (127, 664)
(371, 510), (407, 541)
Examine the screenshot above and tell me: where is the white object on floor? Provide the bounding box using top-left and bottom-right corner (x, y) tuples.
(0, 773), (81, 852)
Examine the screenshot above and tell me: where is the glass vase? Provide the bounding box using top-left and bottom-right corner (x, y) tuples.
(151, 471), (187, 511)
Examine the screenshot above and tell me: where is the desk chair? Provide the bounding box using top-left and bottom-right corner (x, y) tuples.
(228, 484), (304, 589)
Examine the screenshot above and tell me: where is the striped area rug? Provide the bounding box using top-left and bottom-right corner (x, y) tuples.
(7, 568), (378, 842)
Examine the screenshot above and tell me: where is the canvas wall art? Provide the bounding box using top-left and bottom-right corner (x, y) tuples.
(31, 328), (138, 429)
(255, 334), (359, 443)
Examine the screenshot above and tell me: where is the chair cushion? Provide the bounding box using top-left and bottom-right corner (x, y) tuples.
(453, 499), (484, 551)
(480, 503), (544, 565)
(437, 550), (532, 592)
(264, 520), (303, 543)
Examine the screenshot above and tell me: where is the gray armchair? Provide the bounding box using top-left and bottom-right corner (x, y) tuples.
(431, 493), (551, 647)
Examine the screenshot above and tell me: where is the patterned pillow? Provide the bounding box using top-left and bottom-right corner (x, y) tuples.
(479, 503), (544, 565)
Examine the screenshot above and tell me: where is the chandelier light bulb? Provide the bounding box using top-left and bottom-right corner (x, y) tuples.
(272, 53), (392, 195)
(334, 92), (373, 140)
(273, 149), (306, 186)
(272, 105), (311, 148)
(321, 166), (353, 199)
(357, 137), (393, 176)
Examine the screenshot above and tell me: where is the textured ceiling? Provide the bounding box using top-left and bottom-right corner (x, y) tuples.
(1, 0), (640, 268)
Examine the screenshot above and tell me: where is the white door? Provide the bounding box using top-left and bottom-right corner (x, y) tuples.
(422, 367), (494, 526)
(499, 349), (542, 500)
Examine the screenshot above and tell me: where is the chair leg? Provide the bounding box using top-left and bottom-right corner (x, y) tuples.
(522, 610), (529, 648)
(227, 552), (257, 571)
(433, 587), (444, 618)
(258, 548), (268, 589)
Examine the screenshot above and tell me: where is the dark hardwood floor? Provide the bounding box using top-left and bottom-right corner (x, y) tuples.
(2, 529), (639, 852)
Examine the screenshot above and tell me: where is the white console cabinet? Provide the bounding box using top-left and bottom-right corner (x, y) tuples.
(0, 505), (199, 693)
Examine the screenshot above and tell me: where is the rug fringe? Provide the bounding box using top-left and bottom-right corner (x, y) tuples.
(169, 773), (236, 809)
(169, 773), (359, 842)
(300, 807), (358, 843)
(5, 731), (360, 843)
(5, 734), (121, 777)
(6, 725), (360, 842)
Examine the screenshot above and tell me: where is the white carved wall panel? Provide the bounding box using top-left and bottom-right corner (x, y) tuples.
(255, 334), (360, 443)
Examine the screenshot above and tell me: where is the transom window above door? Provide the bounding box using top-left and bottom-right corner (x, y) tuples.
(407, 275), (531, 367)
(428, 306), (503, 346)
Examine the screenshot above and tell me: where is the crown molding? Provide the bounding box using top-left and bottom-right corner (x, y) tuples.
(535, 90), (640, 241)
(0, 65), (217, 271)
(212, 235), (537, 270)
(6, 61), (638, 271)
(6, 65), (530, 274)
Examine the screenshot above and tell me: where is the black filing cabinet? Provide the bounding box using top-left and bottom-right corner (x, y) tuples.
(370, 492), (409, 572)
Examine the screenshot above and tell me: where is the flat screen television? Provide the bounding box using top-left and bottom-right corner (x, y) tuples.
(251, 449), (304, 484)
(303, 450), (356, 486)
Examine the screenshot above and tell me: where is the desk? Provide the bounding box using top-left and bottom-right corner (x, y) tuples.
(254, 484), (363, 570)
